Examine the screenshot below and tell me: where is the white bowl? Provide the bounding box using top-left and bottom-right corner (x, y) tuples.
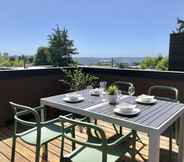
(116, 103), (136, 113)
(65, 94), (81, 101)
(138, 95), (154, 103)
(114, 107), (140, 116)
(91, 89), (100, 95)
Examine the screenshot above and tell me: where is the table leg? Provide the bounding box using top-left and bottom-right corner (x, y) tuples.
(40, 104), (46, 156)
(178, 116), (184, 162)
(148, 130), (160, 162)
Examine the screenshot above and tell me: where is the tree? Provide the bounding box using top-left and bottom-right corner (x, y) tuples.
(27, 56), (34, 64)
(156, 57), (168, 71)
(177, 18), (184, 33)
(140, 55), (168, 71)
(0, 55), (24, 67)
(48, 25), (78, 67)
(34, 47), (51, 65)
(140, 57), (157, 69)
(64, 67), (99, 90)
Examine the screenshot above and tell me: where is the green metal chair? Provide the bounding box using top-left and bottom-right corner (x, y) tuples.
(112, 81), (146, 161)
(10, 102), (76, 162)
(59, 115), (136, 162)
(148, 85), (179, 162)
(148, 85), (179, 102)
(114, 81), (135, 96)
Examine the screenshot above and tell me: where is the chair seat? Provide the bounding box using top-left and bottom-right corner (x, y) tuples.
(68, 134), (132, 162)
(70, 146), (119, 162)
(20, 122), (64, 145)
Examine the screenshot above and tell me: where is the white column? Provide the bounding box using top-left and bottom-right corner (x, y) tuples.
(178, 115), (184, 162)
(148, 129), (160, 162)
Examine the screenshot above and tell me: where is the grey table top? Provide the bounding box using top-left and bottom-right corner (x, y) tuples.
(41, 90), (184, 133)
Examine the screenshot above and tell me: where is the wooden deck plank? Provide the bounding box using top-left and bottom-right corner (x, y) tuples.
(0, 121), (180, 162)
(0, 140), (30, 162)
(0, 153), (10, 162)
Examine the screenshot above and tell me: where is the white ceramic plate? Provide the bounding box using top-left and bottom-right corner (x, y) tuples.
(135, 98), (157, 104)
(90, 91), (100, 96)
(63, 96), (84, 103)
(114, 107), (141, 116)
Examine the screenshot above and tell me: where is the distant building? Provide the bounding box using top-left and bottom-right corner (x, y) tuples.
(98, 59), (112, 65)
(169, 33), (184, 71)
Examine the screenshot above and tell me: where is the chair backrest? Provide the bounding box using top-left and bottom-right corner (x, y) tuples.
(10, 102), (41, 129)
(60, 116), (109, 162)
(148, 85), (179, 102)
(114, 81), (135, 96)
(10, 102), (41, 122)
(10, 102), (43, 147)
(59, 116), (107, 149)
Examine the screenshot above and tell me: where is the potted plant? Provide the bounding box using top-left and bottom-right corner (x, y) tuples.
(64, 67), (99, 91)
(107, 84), (119, 104)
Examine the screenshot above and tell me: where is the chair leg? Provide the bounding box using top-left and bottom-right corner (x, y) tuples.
(102, 151), (107, 162)
(119, 126), (122, 135)
(60, 136), (65, 162)
(136, 133), (146, 146)
(11, 136), (16, 162)
(112, 123), (119, 135)
(86, 118), (92, 136)
(43, 143), (48, 161)
(131, 130), (137, 162)
(134, 131), (147, 161)
(94, 119), (97, 125)
(71, 127), (76, 150)
(71, 115), (76, 150)
(35, 145), (41, 162)
(169, 128), (173, 162)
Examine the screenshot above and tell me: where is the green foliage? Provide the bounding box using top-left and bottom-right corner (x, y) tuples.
(64, 67), (99, 91)
(140, 57), (157, 69)
(48, 26), (78, 67)
(176, 18), (184, 33)
(156, 57), (168, 70)
(34, 47), (51, 65)
(107, 84), (118, 95)
(0, 55), (24, 67)
(140, 55), (168, 71)
(27, 56), (34, 64)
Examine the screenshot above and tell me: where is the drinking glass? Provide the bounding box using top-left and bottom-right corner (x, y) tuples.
(100, 81), (107, 91)
(87, 85), (93, 102)
(101, 91), (107, 102)
(117, 90), (122, 103)
(87, 85), (93, 93)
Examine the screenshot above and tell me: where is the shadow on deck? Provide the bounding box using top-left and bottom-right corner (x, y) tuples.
(0, 120), (179, 162)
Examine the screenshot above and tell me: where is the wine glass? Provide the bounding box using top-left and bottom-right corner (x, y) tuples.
(86, 85), (93, 101)
(87, 85), (93, 92)
(99, 81), (107, 101)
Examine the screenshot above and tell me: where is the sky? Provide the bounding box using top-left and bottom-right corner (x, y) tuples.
(0, 0), (183, 57)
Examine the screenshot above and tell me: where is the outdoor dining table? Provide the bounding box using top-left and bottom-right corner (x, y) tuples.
(41, 89), (184, 162)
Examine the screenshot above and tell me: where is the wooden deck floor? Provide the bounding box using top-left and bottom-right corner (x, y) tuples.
(0, 121), (179, 162)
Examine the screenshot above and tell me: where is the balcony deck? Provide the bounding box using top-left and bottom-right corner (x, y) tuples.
(0, 120), (179, 162)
